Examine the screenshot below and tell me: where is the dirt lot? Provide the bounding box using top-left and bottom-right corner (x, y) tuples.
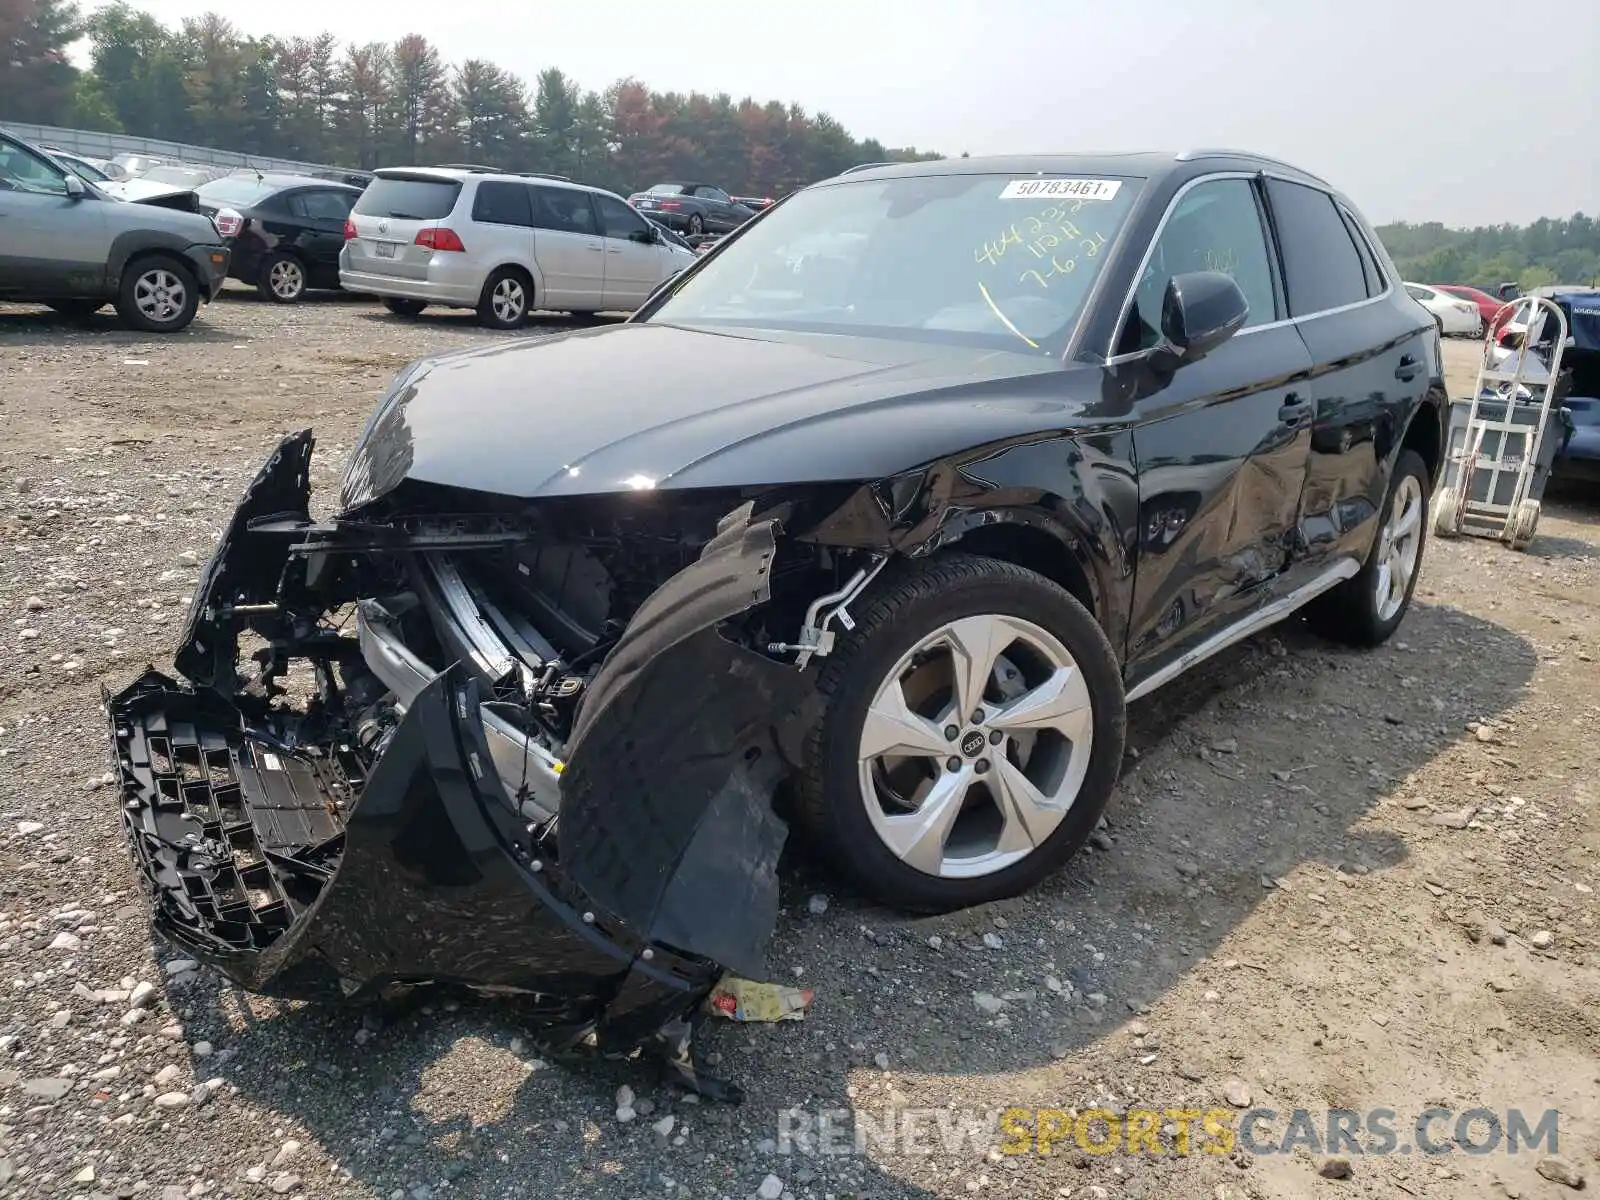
(0, 290), (1596, 1200)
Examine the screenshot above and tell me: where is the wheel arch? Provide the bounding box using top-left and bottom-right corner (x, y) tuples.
(107, 231), (191, 290)
(483, 261), (539, 307)
(930, 513), (1101, 623)
(1402, 385), (1447, 490)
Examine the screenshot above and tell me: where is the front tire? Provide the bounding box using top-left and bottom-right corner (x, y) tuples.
(1305, 448), (1430, 646)
(115, 257), (199, 333)
(477, 267), (530, 329)
(686, 213), (704, 236)
(383, 298), (428, 317)
(258, 252), (307, 303)
(797, 554), (1126, 913)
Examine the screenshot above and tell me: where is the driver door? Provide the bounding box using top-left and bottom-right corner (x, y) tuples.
(594, 192), (670, 310)
(0, 135), (108, 297)
(1119, 175), (1316, 684)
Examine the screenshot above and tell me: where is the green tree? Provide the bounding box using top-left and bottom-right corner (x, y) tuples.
(0, 0), (83, 124)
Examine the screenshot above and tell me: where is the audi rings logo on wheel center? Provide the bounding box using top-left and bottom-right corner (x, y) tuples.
(960, 730), (987, 758)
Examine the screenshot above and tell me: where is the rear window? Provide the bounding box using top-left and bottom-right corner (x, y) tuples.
(645, 183), (690, 196)
(197, 176), (281, 207)
(355, 176), (463, 221)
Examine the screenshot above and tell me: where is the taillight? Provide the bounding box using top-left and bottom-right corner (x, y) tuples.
(658, 201), (681, 211)
(416, 227), (465, 252)
(213, 207), (243, 238)
(343, 219), (356, 241)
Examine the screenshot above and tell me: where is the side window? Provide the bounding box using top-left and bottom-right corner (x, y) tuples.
(1122, 177), (1278, 353)
(528, 186), (597, 235)
(289, 190), (354, 220)
(1339, 207), (1388, 297)
(595, 193), (650, 240)
(471, 181), (532, 228)
(700, 186), (730, 204)
(1404, 284), (1431, 302)
(1264, 179), (1370, 316)
(0, 138), (69, 195)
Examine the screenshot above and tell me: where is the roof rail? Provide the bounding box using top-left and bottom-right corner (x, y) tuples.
(436, 162), (499, 173)
(1175, 148), (1330, 186)
(517, 171), (571, 182)
(839, 161), (895, 175)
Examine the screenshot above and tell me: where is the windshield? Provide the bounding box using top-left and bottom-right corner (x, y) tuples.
(354, 176), (462, 220)
(51, 153), (109, 183)
(197, 176), (279, 206)
(645, 172), (1141, 355)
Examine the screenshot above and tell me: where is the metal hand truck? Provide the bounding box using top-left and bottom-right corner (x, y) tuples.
(1431, 295), (1569, 550)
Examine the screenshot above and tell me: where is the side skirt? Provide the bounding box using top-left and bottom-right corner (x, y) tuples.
(1124, 558), (1361, 703)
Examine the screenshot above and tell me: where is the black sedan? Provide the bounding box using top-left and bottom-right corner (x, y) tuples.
(193, 172), (364, 302)
(108, 151), (1446, 1096)
(626, 181), (757, 235)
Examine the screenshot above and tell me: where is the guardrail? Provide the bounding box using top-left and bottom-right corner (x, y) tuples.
(0, 120), (349, 177)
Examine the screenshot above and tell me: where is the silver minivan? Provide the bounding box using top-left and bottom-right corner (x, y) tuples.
(340, 167), (698, 328)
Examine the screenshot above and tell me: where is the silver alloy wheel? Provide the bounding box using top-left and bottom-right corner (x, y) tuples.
(269, 258), (305, 299)
(134, 269), (187, 325)
(856, 615), (1095, 879)
(1374, 473), (1424, 622)
(492, 277), (526, 323)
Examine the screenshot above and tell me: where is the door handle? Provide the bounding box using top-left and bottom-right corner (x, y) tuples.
(587, 245), (603, 252)
(1396, 354), (1422, 381)
(1278, 394), (1313, 424)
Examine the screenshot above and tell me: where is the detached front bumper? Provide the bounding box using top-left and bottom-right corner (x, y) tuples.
(183, 242), (231, 302)
(107, 430), (810, 1076)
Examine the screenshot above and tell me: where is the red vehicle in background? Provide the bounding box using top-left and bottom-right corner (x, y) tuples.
(1437, 285), (1517, 337)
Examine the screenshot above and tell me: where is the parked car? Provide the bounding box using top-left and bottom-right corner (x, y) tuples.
(1436, 283), (1515, 336)
(731, 194), (775, 212)
(42, 148), (118, 185)
(0, 129), (230, 332)
(626, 181), (759, 235)
(1547, 288), (1600, 483)
(192, 172), (363, 302)
(101, 164), (228, 203)
(340, 166), (698, 327)
(108, 151), (1447, 1091)
(1404, 282), (1481, 335)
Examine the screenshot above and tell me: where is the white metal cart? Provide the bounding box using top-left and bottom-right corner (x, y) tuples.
(1431, 295), (1569, 550)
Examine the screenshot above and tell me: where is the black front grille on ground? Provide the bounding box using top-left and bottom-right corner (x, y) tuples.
(110, 673), (362, 954)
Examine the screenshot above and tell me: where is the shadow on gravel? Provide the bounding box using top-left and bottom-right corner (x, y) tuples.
(0, 307), (243, 345)
(178, 601), (1535, 1200)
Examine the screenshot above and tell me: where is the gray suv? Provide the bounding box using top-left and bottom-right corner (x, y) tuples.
(0, 130), (230, 333)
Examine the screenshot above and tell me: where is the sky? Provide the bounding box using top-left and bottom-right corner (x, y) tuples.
(82, 0), (1599, 228)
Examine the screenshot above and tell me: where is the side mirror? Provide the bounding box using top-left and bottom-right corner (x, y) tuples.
(1151, 270), (1249, 369)
(64, 174), (86, 199)
(631, 225), (659, 245)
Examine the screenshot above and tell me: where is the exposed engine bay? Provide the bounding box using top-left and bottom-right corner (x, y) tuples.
(107, 429), (886, 1098)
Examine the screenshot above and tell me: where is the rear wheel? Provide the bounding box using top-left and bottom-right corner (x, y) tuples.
(115, 256), (199, 333)
(258, 252), (307, 303)
(477, 267), (530, 329)
(383, 298), (428, 317)
(1305, 449), (1429, 646)
(798, 554), (1125, 912)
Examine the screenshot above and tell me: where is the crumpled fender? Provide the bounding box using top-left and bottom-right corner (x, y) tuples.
(557, 503), (819, 978)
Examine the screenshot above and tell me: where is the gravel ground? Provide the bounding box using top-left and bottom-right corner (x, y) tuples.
(1, 292), (1597, 1200)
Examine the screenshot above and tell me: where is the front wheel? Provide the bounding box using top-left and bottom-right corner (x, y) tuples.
(1305, 448), (1430, 646)
(382, 298), (428, 317)
(686, 213), (704, 236)
(115, 257), (199, 333)
(797, 554), (1126, 913)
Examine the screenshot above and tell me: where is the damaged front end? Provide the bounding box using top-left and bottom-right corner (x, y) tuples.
(107, 430), (872, 1095)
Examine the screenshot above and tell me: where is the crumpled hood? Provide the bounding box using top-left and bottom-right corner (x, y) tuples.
(340, 322), (1095, 507)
